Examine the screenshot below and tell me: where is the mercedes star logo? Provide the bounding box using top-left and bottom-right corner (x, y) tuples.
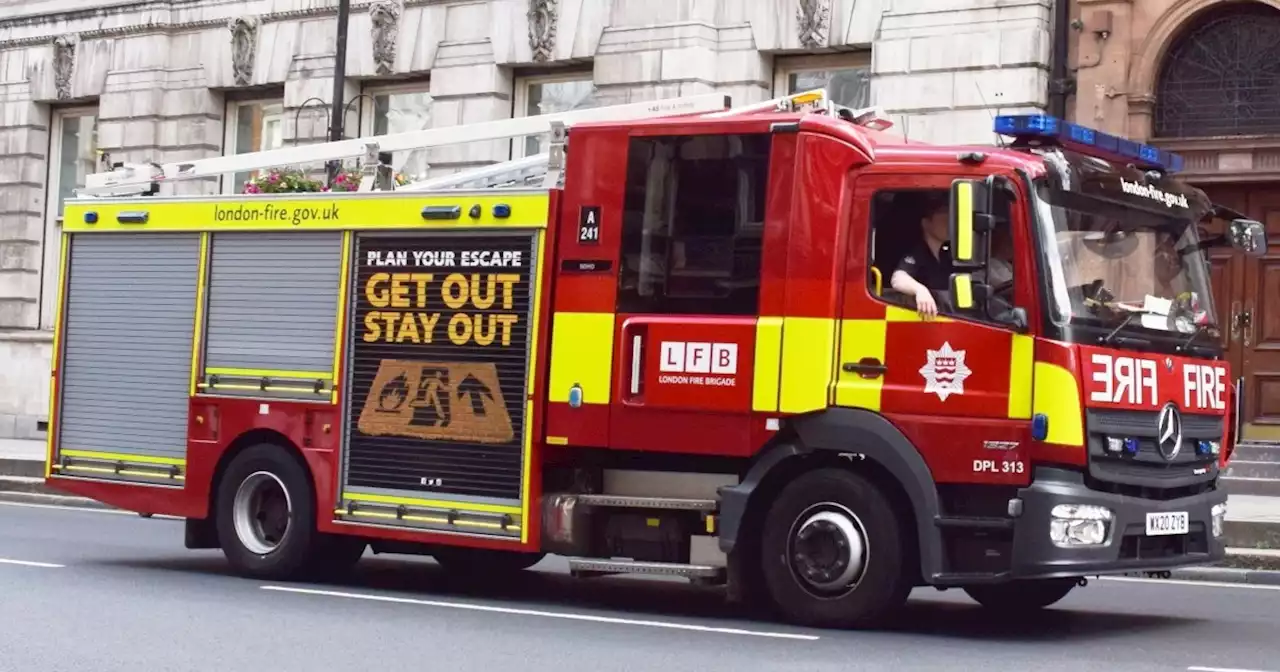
(1156, 402), (1183, 461)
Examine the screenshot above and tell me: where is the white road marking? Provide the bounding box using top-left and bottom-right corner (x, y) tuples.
(261, 585), (820, 641)
(1188, 666), (1277, 672)
(1099, 576), (1280, 592)
(0, 500), (181, 520)
(0, 557), (64, 568)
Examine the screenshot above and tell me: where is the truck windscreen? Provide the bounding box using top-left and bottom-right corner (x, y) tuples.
(1030, 149), (1218, 344)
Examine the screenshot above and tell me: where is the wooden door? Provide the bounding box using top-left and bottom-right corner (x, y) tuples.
(1240, 189), (1280, 438)
(1201, 184), (1280, 440)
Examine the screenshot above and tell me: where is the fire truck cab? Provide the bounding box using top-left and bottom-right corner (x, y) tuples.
(48, 91), (1266, 629)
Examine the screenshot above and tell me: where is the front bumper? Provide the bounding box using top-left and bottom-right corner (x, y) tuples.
(1008, 467), (1227, 579)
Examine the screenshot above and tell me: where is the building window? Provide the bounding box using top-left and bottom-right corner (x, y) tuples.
(513, 73), (598, 158)
(41, 107), (98, 330)
(360, 82), (433, 182)
(223, 98), (285, 194)
(1154, 2), (1280, 137)
(774, 53), (871, 109)
(617, 134), (771, 316)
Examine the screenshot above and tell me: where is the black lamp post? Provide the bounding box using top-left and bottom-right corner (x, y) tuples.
(326, 0), (352, 186)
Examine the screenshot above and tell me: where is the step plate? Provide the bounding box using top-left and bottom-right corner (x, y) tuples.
(575, 494), (717, 511)
(567, 558), (724, 579)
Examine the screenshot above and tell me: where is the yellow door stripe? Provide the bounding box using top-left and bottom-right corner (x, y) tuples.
(1007, 334), (1034, 419)
(834, 318), (888, 412)
(189, 232), (209, 397)
(46, 233), (70, 479)
(1032, 361), (1084, 445)
(547, 312), (614, 404)
(752, 317), (783, 412)
(59, 449), (187, 466)
(779, 316), (837, 414)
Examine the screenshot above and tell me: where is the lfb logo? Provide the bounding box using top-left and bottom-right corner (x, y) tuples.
(659, 341), (738, 375)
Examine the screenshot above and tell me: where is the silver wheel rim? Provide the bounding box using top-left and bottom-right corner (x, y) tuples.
(232, 471), (292, 555)
(786, 502), (869, 599)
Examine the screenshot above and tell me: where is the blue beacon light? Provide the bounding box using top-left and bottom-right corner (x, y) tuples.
(992, 114), (1185, 173)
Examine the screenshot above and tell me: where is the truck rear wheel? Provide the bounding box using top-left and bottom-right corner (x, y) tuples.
(963, 578), (1077, 613)
(215, 443), (338, 581)
(758, 468), (912, 629)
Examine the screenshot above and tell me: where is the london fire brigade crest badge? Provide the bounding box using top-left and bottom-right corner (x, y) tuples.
(919, 341), (972, 401)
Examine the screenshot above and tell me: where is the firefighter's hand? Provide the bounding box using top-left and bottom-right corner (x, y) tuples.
(914, 287), (938, 320)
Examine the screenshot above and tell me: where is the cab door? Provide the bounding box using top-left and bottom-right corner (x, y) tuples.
(837, 172), (1035, 485)
(606, 131), (779, 456)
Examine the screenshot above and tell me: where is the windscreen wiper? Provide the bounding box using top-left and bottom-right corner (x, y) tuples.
(1177, 321), (1220, 354)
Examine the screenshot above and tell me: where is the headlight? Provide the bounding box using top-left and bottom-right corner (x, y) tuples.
(1211, 502), (1227, 538)
(1049, 504), (1114, 548)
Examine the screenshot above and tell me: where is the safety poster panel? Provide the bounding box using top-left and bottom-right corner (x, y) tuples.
(343, 232), (535, 506)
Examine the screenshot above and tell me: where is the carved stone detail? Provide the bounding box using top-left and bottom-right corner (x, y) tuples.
(369, 1), (402, 76)
(52, 34), (79, 100)
(527, 0), (557, 62)
(796, 0), (831, 49)
(228, 15), (260, 87)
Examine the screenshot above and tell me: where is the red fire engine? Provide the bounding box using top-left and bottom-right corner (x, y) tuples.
(49, 89), (1265, 628)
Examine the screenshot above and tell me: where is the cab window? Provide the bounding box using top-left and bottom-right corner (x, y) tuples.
(868, 186), (1016, 323)
(616, 133), (770, 316)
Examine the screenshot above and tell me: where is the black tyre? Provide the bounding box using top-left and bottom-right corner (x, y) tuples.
(758, 468), (913, 629)
(963, 578), (1077, 613)
(215, 443), (325, 580)
(431, 547), (546, 576)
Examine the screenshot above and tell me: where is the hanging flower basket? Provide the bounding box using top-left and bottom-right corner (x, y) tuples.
(241, 166), (415, 194)
(242, 167), (325, 194)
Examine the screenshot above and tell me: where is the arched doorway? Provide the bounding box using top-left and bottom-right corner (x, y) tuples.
(1154, 1), (1280, 440)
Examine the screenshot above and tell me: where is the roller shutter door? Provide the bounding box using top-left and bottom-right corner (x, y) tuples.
(202, 232), (343, 398)
(57, 232), (199, 474)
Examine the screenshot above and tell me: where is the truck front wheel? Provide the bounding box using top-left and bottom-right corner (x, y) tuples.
(963, 578), (1077, 613)
(758, 468), (913, 629)
(215, 443), (335, 581)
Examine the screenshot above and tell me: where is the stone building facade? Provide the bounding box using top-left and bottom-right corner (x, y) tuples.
(1066, 0), (1280, 440)
(0, 0), (1055, 442)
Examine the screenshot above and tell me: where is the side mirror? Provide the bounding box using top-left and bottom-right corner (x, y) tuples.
(950, 272), (1029, 332)
(948, 178), (993, 269)
(949, 272), (986, 311)
(1229, 218), (1267, 257)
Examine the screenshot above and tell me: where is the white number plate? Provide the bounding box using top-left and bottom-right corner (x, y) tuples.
(1145, 511), (1189, 536)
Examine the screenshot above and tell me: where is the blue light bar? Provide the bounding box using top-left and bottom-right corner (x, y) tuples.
(994, 114), (1184, 173)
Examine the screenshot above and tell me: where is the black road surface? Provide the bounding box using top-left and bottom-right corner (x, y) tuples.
(1, 500), (1278, 672)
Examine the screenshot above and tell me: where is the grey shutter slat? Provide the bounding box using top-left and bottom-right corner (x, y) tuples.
(58, 232), (199, 463)
(203, 232), (342, 379)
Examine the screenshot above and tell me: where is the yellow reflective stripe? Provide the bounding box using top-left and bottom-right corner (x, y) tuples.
(336, 508), (519, 532)
(752, 317), (783, 412)
(954, 181), (973, 260)
(953, 273), (973, 308)
(833, 318), (888, 411)
(1008, 334), (1034, 419)
(779, 317), (837, 414)
(520, 398), (534, 544)
(884, 305), (954, 322)
(46, 232), (70, 479)
(189, 233), (210, 397)
(62, 192), (551, 232)
(205, 367), (334, 380)
(1032, 362), (1084, 445)
(526, 231), (547, 397)
(331, 230), (353, 404)
(196, 383), (326, 394)
(340, 491), (522, 515)
(548, 312), (614, 404)
(59, 449), (186, 466)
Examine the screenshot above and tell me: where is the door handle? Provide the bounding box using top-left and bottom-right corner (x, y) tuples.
(843, 357), (887, 379)
(1242, 302), (1254, 348)
(630, 333), (642, 395)
(1230, 300), (1242, 343)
